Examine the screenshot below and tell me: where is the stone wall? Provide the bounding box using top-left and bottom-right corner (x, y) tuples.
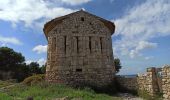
(137, 67), (160, 96)
(115, 66), (170, 99)
(116, 76), (138, 92)
(136, 65), (170, 99)
(162, 65), (170, 100)
(0, 71), (13, 80)
(45, 11), (115, 88)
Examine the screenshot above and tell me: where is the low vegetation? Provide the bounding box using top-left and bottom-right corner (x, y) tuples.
(138, 90), (163, 100)
(0, 80), (122, 100)
(22, 74), (45, 86)
(0, 80), (15, 88)
(0, 46), (122, 100)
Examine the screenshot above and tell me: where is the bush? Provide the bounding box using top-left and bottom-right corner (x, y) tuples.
(22, 74), (45, 86)
(138, 90), (152, 100)
(138, 90), (163, 100)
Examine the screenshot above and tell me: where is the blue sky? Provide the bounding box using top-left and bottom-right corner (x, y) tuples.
(0, 0), (170, 75)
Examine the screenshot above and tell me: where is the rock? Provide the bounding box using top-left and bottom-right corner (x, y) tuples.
(163, 94), (168, 99)
(27, 96), (33, 100)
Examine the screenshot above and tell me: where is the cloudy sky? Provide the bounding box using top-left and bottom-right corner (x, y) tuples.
(0, 0), (170, 75)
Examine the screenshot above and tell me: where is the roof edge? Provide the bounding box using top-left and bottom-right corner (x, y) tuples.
(43, 10), (115, 38)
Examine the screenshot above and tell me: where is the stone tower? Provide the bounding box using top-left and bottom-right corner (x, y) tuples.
(43, 10), (115, 88)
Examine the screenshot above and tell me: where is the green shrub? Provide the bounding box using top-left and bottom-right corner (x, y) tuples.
(22, 74), (45, 86)
(138, 90), (163, 100)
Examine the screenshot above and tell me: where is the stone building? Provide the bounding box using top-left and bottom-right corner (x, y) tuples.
(43, 10), (115, 88)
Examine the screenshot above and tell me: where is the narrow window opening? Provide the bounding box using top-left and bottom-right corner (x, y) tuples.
(100, 37), (102, 53)
(76, 36), (79, 53)
(64, 36), (66, 54)
(54, 37), (56, 48)
(52, 37), (56, 52)
(81, 17), (84, 21)
(76, 68), (82, 72)
(89, 36), (92, 53)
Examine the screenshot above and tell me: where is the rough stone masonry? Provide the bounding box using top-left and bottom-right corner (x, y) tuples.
(43, 10), (116, 88)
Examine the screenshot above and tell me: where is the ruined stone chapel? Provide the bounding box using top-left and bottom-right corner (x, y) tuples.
(43, 10), (115, 88)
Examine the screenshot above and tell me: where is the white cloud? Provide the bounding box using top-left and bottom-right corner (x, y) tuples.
(37, 58), (46, 66)
(129, 41), (157, 58)
(135, 41), (157, 51)
(25, 60), (33, 65)
(32, 45), (47, 54)
(113, 0), (170, 58)
(0, 0), (92, 32)
(145, 56), (154, 60)
(26, 58), (46, 66)
(0, 0), (76, 28)
(61, 0), (91, 5)
(0, 35), (22, 45)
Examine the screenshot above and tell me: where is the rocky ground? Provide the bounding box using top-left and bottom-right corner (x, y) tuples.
(117, 93), (143, 100)
(54, 93), (144, 100)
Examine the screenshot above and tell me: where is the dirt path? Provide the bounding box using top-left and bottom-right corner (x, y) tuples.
(117, 93), (143, 100)
(0, 84), (16, 91)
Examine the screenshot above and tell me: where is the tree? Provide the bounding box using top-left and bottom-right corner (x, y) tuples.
(14, 63), (30, 81)
(0, 47), (29, 81)
(114, 58), (122, 73)
(28, 62), (41, 75)
(0, 47), (25, 71)
(40, 65), (46, 74)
